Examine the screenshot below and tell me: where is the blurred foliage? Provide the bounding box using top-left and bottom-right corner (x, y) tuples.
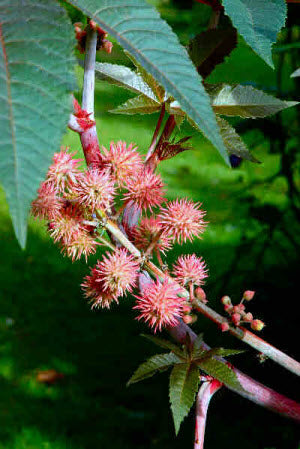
(1, 1), (300, 448)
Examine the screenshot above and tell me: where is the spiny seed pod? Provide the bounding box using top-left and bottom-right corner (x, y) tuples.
(251, 319), (265, 331)
(243, 290), (255, 301)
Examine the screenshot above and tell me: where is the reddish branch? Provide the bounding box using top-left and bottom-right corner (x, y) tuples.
(194, 380), (222, 449)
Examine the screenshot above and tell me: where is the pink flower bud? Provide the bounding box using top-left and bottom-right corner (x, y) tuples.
(183, 315), (193, 324)
(183, 314), (198, 324)
(231, 313), (241, 326)
(243, 312), (253, 322)
(195, 287), (207, 303)
(243, 290), (255, 301)
(251, 320), (265, 331)
(103, 40), (113, 54)
(224, 304), (233, 313)
(221, 295), (232, 305)
(220, 322), (230, 332)
(233, 304), (245, 314)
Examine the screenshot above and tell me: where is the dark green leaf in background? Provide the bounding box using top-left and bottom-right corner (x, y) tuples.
(189, 27), (237, 79)
(222, 0), (287, 68)
(67, 0), (229, 164)
(0, 0), (76, 247)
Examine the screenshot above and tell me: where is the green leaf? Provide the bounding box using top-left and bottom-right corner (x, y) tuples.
(0, 0), (76, 248)
(94, 61), (157, 100)
(125, 52), (166, 103)
(67, 0), (229, 164)
(169, 363), (200, 435)
(197, 358), (244, 392)
(141, 334), (185, 358)
(110, 94), (161, 115)
(192, 333), (205, 359)
(222, 0), (287, 68)
(291, 68), (300, 78)
(127, 352), (180, 385)
(198, 347), (245, 360)
(189, 27), (237, 79)
(208, 84), (298, 118)
(217, 116), (260, 163)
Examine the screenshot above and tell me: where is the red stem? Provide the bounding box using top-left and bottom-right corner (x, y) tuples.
(145, 103), (166, 162)
(194, 380), (222, 449)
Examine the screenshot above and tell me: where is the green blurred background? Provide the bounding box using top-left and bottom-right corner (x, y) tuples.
(0, 1), (299, 448)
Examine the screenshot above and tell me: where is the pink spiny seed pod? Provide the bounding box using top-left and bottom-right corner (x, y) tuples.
(134, 278), (184, 333)
(61, 232), (98, 262)
(93, 248), (139, 298)
(46, 148), (83, 193)
(49, 205), (85, 245)
(158, 199), (207, 244)
(173, 254), (208, 287)
(221, 295), (232, 305)
(195, 287), (207, 303)
(123, 167), (165, 212)
(81, 275), (117, 309)
(243, 290), (255, 301)
(251, 319), (265, 331)
(134, 217), (172, 255)
(231, 313), (241, 326)
(243, 312), (253, 322)
(31, 181), (63, 220)
(220, 322), (230, 332)
(102, 141), (143, 187)
(69, 168), (115, 212)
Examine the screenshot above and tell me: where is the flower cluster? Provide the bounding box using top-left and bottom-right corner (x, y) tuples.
(220, 291), (265, 332)
(32, 140), (209, 332)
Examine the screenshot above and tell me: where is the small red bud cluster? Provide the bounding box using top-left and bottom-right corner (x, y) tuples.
(32, 136), (208, 333)
(220, 291), (265, 332)
(74, 21), (113, 54)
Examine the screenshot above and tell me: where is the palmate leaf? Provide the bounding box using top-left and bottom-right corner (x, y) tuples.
(67, 0), (229, 164)
(197, 347), (245, 360)
(208, 84), (298, 118)
(169, 363), (200, 435)
(110, 94), (161, 114)
(197, 357), (244, 392)
(127, 352), (180, 385)
(222, 0), (287, 68)
(0, 0), (76, 248)
(94, 62), (157, 100)
(217, 116), (260, 163)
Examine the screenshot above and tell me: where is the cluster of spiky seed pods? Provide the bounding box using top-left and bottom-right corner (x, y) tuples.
(32, 142), (208, 332)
